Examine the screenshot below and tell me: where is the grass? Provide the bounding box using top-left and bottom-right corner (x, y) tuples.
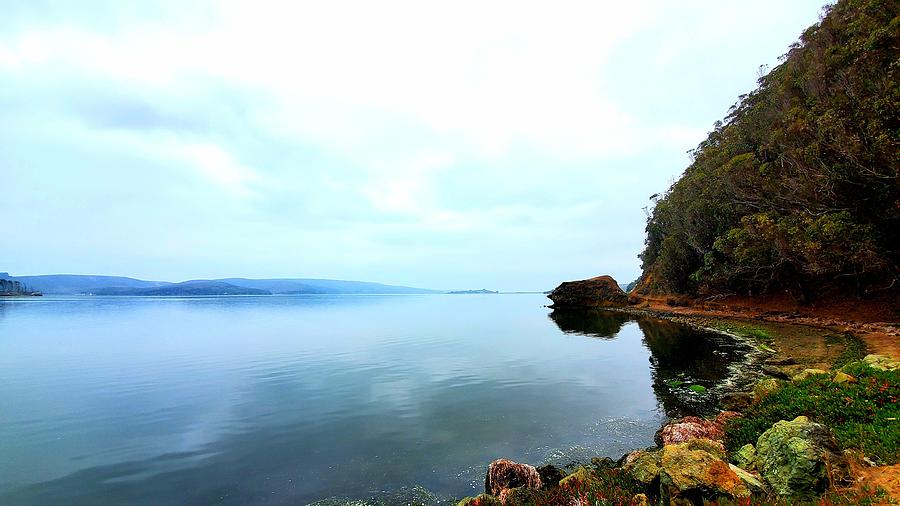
(513, 465), (646, 506)
(723, 362), (900, 464)
(827, 333), (868, 370)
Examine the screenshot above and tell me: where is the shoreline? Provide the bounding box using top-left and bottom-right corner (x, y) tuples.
(459, 302), (898, 505)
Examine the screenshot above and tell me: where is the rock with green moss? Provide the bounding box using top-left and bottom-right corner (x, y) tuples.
(659, 442), (751, 503)
(756, 416), (846, 496)
(732, 443), (757, 471)
(791, 369), (829, 383)
(558, 466), (594, 487)
(456, 494), (501, 506)
(862, 354), (900, 371)
(622, 450), (662, 484)
(679, 437), (727, 460)
(752, 378), (781, 401)
(832, 371), (857, 384)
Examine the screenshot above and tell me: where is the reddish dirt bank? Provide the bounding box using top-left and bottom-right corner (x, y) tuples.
(633, 293), (899, 359)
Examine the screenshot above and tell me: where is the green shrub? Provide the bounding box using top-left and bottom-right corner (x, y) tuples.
(724, 363), (900, 464)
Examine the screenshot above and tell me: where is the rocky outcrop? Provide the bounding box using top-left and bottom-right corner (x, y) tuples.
(659, 441), (752, 503)
(860, 354), (900, 371)
(756, 416), (848, 496)
(535, 464), (565, 489)
(547, 275), (628, 308)
(484, 459), (542, 498)
(656, 411), (740, 447)
(622, 449), (662, 484)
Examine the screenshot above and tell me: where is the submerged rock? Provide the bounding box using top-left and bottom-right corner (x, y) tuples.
(547, 275), (628, 308)
(484, 459), (542, 497)
(659, 441), (751, 503)
(756, 416), (847, 496)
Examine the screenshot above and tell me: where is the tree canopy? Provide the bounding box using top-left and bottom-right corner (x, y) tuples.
(639, 0), (899, 300)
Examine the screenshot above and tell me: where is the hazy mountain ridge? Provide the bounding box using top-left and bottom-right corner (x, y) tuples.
(1, 273), (439, 295)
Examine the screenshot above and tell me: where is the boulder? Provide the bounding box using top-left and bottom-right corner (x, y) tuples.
(547, 275), (628, 308)
(753, 378), (782, 401)
(732, 444), (757, 471)
(791, 369), (829, 383)
(622, 449), (662, 484)
(657, 416), (720, 445)
(535, 464), (565, 489)
(484, 459), (542, 497)
(756, 416), (848, 496)
(862, 354), (900, 371)
(832, 371), (857, 384)
(720, 391), (754, 411)
(659, 441), (751, 503)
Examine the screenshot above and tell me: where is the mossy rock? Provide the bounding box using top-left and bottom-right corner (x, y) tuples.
(558, 466), (594, 487)
(456, 494), (501, 506)
(622, 450), (662, 484)
(861, 354), (900, 371)
(659, 442), (750, 502)
(756, 416), (845, 496)
(831, 371), (857, 384)
(732, 443), (757, 471)
(752, 378), (781, 401)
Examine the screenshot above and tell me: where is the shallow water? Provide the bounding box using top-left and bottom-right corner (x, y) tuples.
(0, 294), (745, 504)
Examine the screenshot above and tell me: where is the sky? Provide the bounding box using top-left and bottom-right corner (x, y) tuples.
(1, 0), (829, 291)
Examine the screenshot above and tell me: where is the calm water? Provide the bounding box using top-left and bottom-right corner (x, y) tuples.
(0, 294), (745, 505)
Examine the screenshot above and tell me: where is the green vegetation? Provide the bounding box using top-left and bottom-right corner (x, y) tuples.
(639, 0), (899, 299)
(827, 333), (869, 369)
(689, 384), (708, 394)
(500, 464), (645, 506)
(724, 363), (900, 464)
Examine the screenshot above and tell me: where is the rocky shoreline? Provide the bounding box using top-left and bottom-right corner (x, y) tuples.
(454, 276), (899, 505)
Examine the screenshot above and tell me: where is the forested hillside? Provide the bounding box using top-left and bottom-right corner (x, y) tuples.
(639, 0), (899, 301)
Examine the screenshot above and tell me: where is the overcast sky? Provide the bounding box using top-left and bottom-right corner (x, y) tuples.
(2, 0), (828, 290)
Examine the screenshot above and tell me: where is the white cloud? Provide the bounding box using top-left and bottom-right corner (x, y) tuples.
(0, 0), (830, 288)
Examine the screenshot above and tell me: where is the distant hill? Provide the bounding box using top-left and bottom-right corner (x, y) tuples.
(0, 273), (438, 295)
(4, 274), (170, 294)
(89, 281), (270, 296)
(446, 289), (498, 294)
(216, 278), (439, 295)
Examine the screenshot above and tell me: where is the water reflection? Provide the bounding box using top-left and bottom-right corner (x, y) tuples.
(548, 309), (631, 339)
(0, 295), (746, 505)
(550, 309), (747, 417)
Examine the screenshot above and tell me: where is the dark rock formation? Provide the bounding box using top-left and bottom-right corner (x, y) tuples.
(547, 275), (628, 308)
